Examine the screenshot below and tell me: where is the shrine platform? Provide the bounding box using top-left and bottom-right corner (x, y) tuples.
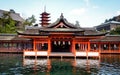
(23, 51), (100, 58)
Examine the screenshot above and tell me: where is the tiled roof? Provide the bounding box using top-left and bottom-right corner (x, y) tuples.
(0, 34), (31, 41)
(0, 9), (24, 22)
(17, 29), (49, 36)
(90, 35), (120, 42)
(96, 21), (120, 28)
(84, 29), (106, 36)
(46, 14), (78, 28)
(39, 28), (84, 32)
(102, 21), (120, 25)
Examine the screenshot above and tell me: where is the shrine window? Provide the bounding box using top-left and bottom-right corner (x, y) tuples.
(75, 43), (80, 51)
(101, 44), (109, 50)
(36, 43), (48, 51)
(110, 44), (119, 50)
(90, 43), (98, 50)
(42, 43), (48, 50)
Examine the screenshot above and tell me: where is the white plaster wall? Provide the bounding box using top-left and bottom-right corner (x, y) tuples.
(88, 52), (99, 56)
(76, 52), (87, 56)
(37, 51), (48, 56)
(24, 52), (36, 56)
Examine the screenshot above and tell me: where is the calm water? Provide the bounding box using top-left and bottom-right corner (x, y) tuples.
(0, 54), (120, 75)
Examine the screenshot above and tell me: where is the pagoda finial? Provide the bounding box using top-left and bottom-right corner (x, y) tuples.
(60, 13), (64, 18)
(44, 5), (46, 12)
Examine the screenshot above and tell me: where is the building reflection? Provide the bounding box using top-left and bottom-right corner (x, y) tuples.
(23, 57), (100, 74)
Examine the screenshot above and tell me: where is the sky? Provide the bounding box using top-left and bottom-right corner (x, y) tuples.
(0, 0), (120, 27)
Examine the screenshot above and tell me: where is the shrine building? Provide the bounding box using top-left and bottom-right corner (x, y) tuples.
(0, 11), (120, 57)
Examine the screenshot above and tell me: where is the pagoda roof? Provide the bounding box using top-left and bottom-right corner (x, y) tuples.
(40, 12), (50, 15)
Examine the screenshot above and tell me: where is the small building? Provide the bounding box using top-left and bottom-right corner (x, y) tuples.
(95, 21), (120, 31)
(0, 9), (24, 29)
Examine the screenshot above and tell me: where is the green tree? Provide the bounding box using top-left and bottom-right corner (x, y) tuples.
(110, 27), (120, 35)
(0, 12), (16, 33)
(23, 15), (36, 26)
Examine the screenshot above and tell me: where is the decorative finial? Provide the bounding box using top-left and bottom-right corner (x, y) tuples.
(60, 13), (64, 18)
(44, 5), (46, 12)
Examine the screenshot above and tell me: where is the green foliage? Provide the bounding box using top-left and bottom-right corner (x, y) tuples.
(110, 27), (120, 35)
(23, 15), (36, 26)
(100, 29), (106, 33)
(0, 12), (16, 33)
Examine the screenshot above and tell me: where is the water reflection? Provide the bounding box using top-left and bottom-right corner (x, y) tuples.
(23, 57), (100, 75)
(99, 54), (120, 75)
(0, 54), (120, 75)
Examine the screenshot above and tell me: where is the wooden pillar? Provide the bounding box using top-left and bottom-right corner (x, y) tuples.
(98, 42), (101, 53)
(81, 42), (83, 51)
(33, 39), (36, 51)
(98, 42), (101, 58)
(87, 42), (90, 58)
(48, 39), (51, 56)
(88, 42), (90, 52)
(109, 42), (111, 53)
(118, 43), (120, 53)
(72, 39), (76, 56)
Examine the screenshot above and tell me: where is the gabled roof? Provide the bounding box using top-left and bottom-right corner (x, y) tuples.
(0, 9), (24, 22)
(46, 13), (78, 28)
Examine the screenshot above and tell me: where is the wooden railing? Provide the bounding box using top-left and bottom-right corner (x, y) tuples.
(0, 48), (23, 53)
(101, 50), (120, 53)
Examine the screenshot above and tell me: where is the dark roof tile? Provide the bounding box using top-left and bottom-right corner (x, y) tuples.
(90, 35), (120, 42)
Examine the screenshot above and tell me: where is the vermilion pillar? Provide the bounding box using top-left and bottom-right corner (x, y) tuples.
(48, 39), (51, 56)
(88, 42), (90, 52)
(72, 39), (76, 55)
(33, 39), (36, 51)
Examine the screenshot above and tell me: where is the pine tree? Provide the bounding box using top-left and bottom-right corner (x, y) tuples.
(0, 12), (16, 33)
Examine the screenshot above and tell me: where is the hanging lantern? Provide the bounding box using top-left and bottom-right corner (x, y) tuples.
(114, 44), (117, 48)
(63, 41), (65, 45)
(54, 41), (56, 45)
(68, 41), (71, 45)
(104, 44), (106, 47)
(94, 44), (96, 47)
(58, 41), (61, 45)
(42, 43), (44, 46)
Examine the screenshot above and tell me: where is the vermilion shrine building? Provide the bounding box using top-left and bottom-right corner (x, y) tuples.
(0, 11), (120, 57)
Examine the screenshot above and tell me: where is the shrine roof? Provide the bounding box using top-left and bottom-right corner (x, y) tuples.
(84, 29), (106, 36)
(39, 28), (84, 32)
(17, 27), (107, 36)
(90, 35), (120, 42)
(17, 14), (106, 36)
(75, 28), (107, 36)
(45, 13), (78, 28)
(0, 34), (31, 41)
